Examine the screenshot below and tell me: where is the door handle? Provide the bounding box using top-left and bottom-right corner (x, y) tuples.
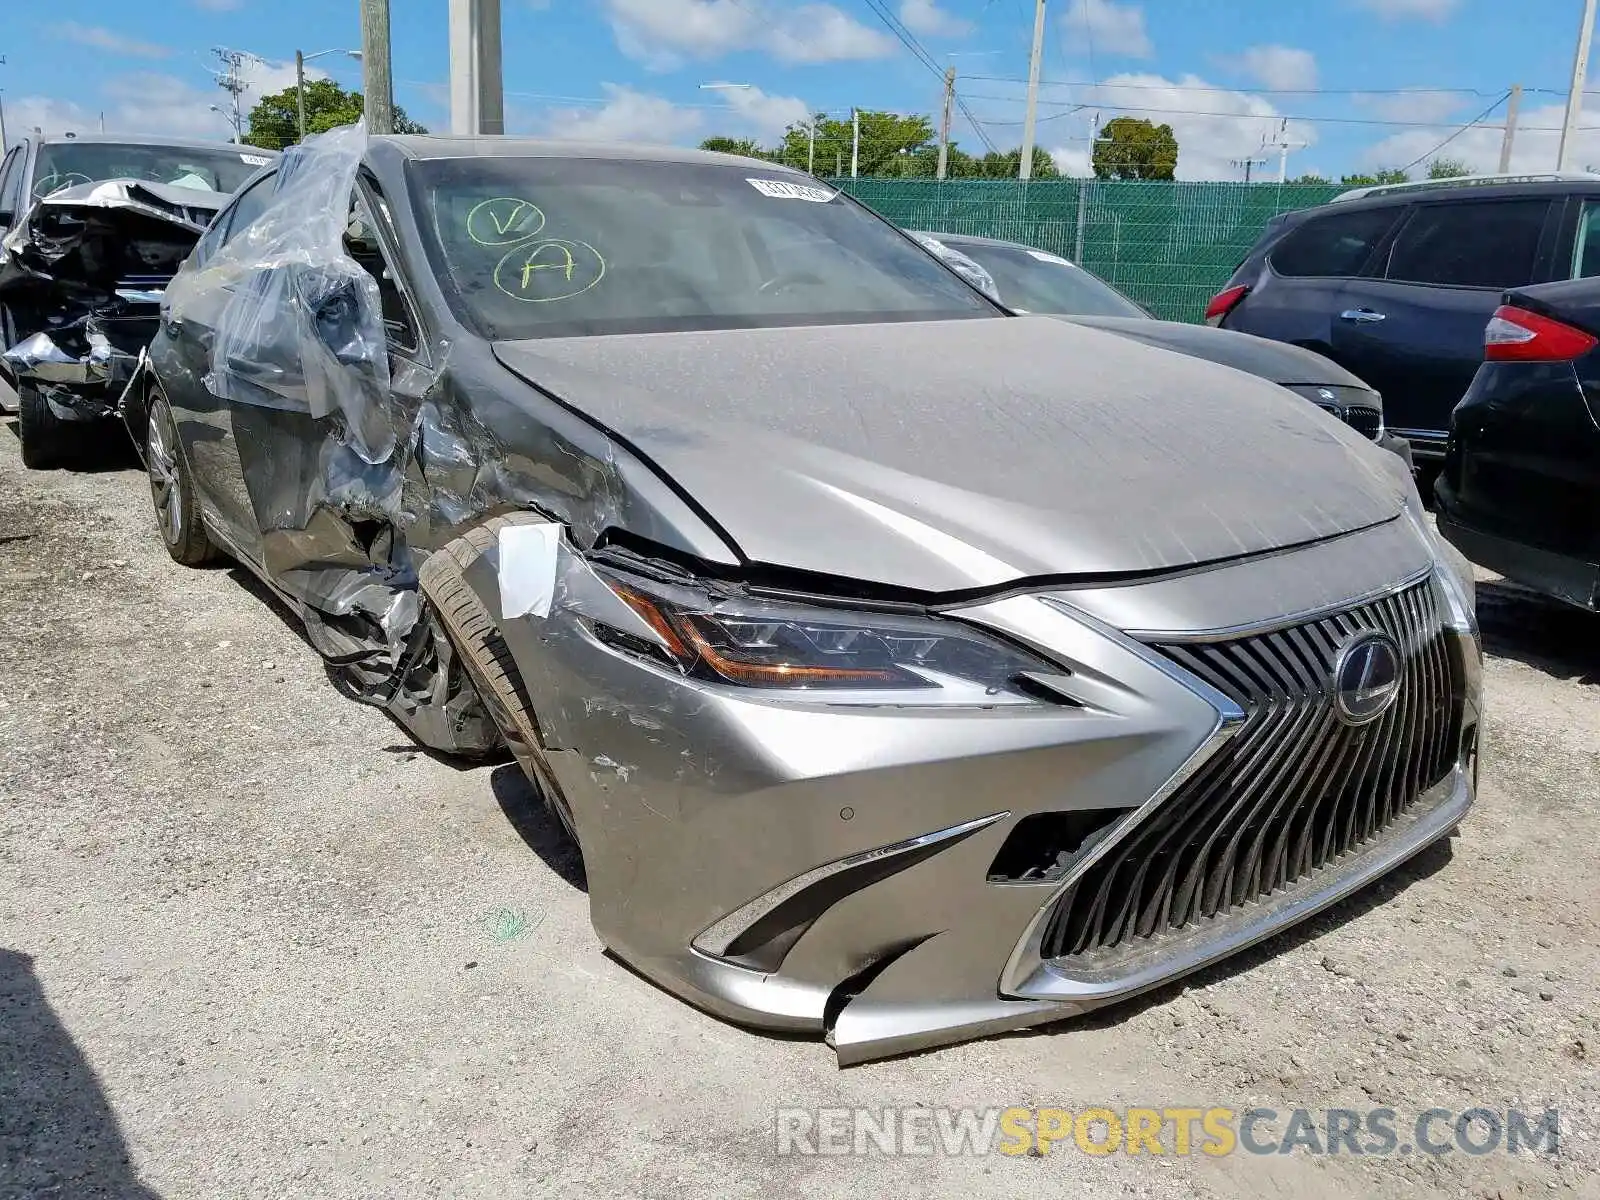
(1339, 308), (1387, 324)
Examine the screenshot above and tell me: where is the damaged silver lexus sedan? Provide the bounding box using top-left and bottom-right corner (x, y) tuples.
(139, 127), (1483, 1064)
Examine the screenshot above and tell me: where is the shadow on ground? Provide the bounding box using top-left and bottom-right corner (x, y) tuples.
(490, 764), (587, 892)
(0, 949), (163, 1199)
(1475, 580), (1600, 686)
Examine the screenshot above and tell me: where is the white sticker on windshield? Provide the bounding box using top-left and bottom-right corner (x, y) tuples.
(747, 178), (836, 203)
(1027, 249), (1075, 266)
(239, 154), (272, 167)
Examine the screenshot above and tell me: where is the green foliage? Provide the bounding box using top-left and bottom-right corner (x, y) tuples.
(699, 136), (770, 158)
(1092, 117), (1179, 181)
(1289, 172), (1331, 185)
(1340, 167), (1410, 186)
(1426, 156), (1475, 179)
(768, 110), (937, 175)
(244, 79), (427, 150)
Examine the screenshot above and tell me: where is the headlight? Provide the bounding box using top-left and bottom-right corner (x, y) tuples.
(587, 567), (1056, 705)
(1400, 491), (1478, 636)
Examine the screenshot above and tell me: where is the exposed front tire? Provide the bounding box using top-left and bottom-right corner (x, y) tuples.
(419, 518), (580, 844)
(146, 389), (219, 566)
(17, 382), (75, 470)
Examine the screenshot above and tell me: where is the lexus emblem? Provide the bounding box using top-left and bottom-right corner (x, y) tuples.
(1333, 632), (1403, 726)
(1317, 388), (1337, 401)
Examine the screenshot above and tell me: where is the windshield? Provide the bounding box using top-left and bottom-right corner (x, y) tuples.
(941, 239), (1147, 318)
(408, 156), (999, 339)
(32, 142), (272, 201)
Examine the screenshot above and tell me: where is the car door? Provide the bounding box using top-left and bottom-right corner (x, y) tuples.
(0, 142), (35, 370)
(225, 173), (430, 590)
(1231, 203), (1407, 354)
(159, 168), (282, 562)
(1330, 196), (1559, 452)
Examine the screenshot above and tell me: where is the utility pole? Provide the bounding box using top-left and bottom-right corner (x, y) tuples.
(1262, 119), (1304, 184)
(210, 48), (254, 142)
(449, 0), (504, 136)
(0, 54), (8, 152)
(1019, 0), (1047, 180)
(1499, 83), (1523, 173)
(851, 107), (860, 178)
(295, 50), (308, 141)
(360, 0), (395, 135)
(1231, 154), (1267, 183)
(937, 66), (956, 180)
(1559, 0), (1598, 170)
(808, 115), (816, 175)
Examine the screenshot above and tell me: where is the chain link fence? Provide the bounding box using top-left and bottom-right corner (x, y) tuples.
(829, 178), (1347, 322)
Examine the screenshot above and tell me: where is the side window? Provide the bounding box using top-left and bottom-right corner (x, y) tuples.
(1571, 200), (1600, 279)
(1269, 207), (1400, 278)
(1385, 199), (1550, 289)
(217, 171), (280, 248)
(344, 189), (420, 353)
(0, 147), (24, 222)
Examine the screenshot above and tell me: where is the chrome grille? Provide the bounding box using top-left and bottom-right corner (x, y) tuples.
(1041, 580), (1462, 962)
(1344, 408), (1382, 440)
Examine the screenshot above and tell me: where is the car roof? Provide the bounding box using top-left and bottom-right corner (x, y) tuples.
(32, 133), (277, 156)
(371, 134), (803, 171)
(1311, 178), (1600, 215)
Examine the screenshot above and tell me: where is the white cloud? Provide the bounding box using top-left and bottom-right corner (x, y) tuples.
(601, 0), (896, 68)
(718, 85), (812, 142)
(1229, 45), (1317, 91)
(1356, 89), (1468, 124)
(540, 85), (708, 144)
(1076, 73), (1317, 180)
(529, 82), (809, 148)
(1351, 0), (1458, 20)
(1061, 0), (1151, 58)
(1357, 98), (1597, 175)
(6, 58), (320, 145)
(899, 0), (973, 38)
(51, 22), (172, 59)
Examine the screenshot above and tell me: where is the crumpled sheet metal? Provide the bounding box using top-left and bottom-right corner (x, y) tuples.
(910, 233), (1001, 303)
(1, 330), (112, 386)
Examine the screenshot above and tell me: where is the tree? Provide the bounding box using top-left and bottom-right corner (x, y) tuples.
(1289, 172), (1331, 185)
(699, 136), (769, 159)
(1340, 167), (1410, 187)
(244, 79), (427, 150)
(1092, 117), (1178, 181)
(1427, 156), (1476, 179)
(772, 110), (936, 175)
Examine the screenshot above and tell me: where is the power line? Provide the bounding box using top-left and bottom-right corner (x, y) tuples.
(963, 75), (1507, 98)
(1394, 91), (1512, 173)
(855, 0), (1000, 152)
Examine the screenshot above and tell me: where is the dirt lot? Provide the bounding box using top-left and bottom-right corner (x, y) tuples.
(1, 404), (1598, 1199)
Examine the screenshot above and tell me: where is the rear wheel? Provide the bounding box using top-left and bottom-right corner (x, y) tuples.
(419, 518), (580, 844)
(17, 381), (75, 470)
(146, 389), (219, 566)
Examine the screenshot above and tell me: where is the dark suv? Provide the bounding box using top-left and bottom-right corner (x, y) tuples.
(1210, 173), (1600, 470)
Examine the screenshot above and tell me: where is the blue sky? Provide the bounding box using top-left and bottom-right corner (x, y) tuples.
(3, 0), (1598, 179)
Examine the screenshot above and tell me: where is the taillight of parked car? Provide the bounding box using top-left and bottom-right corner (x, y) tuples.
(1204, 284), (1249, 326)
(1483, 304), (1599, 362)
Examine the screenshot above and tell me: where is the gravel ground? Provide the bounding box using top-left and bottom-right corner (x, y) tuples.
(1, 404), (1598, 1200)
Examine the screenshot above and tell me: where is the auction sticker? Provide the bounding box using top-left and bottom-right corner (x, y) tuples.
(1028, 249), (1074, 266)
(747, 178), (836, 203)
(240, 154), (273, 167)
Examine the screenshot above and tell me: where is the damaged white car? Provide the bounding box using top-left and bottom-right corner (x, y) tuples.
(136, 126), (1482, 1064)
(0, 134), (275, 467)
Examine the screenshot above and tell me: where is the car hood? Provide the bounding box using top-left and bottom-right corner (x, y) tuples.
(1059, 314), (1373, 390)
(492, 316), (1404, 594)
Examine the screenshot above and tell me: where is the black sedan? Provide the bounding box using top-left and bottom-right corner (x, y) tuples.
(1436, 280), (1600, 610)
(911, 230), (1413, 467)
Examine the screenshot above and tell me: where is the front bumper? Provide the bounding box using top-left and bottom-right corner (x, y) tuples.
(459, 517), (1482, 1064)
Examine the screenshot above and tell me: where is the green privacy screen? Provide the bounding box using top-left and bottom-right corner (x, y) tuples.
(828, 178), (1346, 323)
